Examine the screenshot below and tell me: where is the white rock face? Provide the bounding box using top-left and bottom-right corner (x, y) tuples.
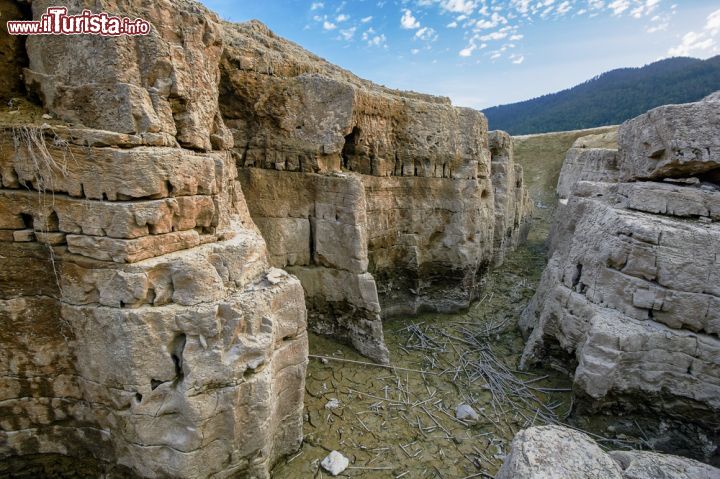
(497, 426), (624, 479)
(489, 131), (533, 266)
(498, 426), (720, 479)
(618, 94), (720, 181)
(321, 450), (350, 476)
(521, 93), (720, 417)
(555, 130), (618, 200)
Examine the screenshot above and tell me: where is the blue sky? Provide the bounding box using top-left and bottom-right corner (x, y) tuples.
(201, 1), (720, 109)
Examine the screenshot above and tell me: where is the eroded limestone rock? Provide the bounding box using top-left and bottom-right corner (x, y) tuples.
(497, 426), (720, 479)
(556, 145), (619, 199)
(0, 1), (308, 477)
(618, 94), (720, 181)
(221, 21), (532, 360)
(24, 0), (231, 151)
(489, 130), (533, 265)
(521, 94), (720, 419)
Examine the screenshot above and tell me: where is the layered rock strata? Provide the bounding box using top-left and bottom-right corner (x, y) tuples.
(1, 1), (534, 475)
(489, 131), (533, 266)
(220, 22), (532, 361)
(497, 426), (720, 479)
(521, 94), (720, 418)
(556, 130), (619, 199)
(1, 1), (307, 477)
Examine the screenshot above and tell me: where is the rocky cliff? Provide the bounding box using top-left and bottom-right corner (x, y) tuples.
(0, 1), (307, 477)
(0, 0), (533, 476)
(521, 93), (720, 419)
(220, 22), (532, 362)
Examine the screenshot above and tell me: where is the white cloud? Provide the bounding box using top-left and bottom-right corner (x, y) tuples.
(608, 0), (630, 16)
(459, 44), (476, 56)
(368, 33), (387, 47)
(479, 30), (509, 41)
(323, 21), (336, 30)
(511, 54), (525, 64)
(440, 0), (476, 15)
(415, 26), (438, 41)
(336, 13), (350, 22)
(310, 2), (324, 11)
(339, 27), (356, 40)
(667, 8), (720, 57)
(361, 16), (373, 23)
(447, 21), (458, 28)
(707, 8), (720, 34)
(668, 31), (714, 56)
(411, 48), (420, 54)
(646, 13), (669, 33)
(401, 9), (421, 29)
(556, 1), (572, 15)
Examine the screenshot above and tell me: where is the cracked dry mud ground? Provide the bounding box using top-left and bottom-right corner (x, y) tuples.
(272, 211), (718, 479)
(273, 216), (572, 479)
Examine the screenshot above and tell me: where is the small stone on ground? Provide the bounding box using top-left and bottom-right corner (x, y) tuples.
(321, 450), (349, 476)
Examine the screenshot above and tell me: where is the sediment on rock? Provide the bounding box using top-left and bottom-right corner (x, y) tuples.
(521, 93), (720, 421)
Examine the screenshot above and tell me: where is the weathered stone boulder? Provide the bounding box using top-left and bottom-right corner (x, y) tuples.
(497, 426), (720, 479)
(521, 94), (720, 419)
(497, 426), (624, 479)
(618, 94), (720, 181)
(610, 450), (720, 479)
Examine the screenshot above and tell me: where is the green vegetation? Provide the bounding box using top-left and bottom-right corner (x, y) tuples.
(484, 56), (720, 135)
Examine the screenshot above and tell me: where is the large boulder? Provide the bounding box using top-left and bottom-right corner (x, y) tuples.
(522, 94), (720, 418)
(497, 426), (624, 479)
(498, 426), (720, 479)
(618, 93), (720, 181)
(610, 450), (720, 479)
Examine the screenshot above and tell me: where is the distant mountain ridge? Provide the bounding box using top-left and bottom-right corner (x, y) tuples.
(482, 56), (720, 135)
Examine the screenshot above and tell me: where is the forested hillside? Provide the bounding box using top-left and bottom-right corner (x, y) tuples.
(483, 56), (720, 134)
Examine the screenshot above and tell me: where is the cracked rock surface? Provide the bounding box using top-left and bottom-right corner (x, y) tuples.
(521, 93), (720, 418)
(497, 426), (720, 479)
